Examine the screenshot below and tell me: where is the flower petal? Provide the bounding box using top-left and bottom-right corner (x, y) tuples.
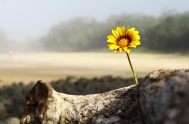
(119, 47), (123, 53)
(121, 26), (125, 37)
(122, 26), (125, 32)
(117, 27), (122, 38)
(114, 45), (120, 49)
(127, 28), (135, 37)
(112, 29), (119, 39)
(128, 42), (136, 48)
(123, 46), (128, 52)
(131, 34), (140, 41)
(109, 45), (115, 49)
(132, 40), (141, 45)
(107, 43), (115, 46)
(107, 39), (117, 44)
(115, 48), (119, 54)
(107, 34), (117, 41)
(131, 30), (139, 37)
(126, 47), (131, 54)
(109, 44), (120, 49)
(125, 26), (130, 36)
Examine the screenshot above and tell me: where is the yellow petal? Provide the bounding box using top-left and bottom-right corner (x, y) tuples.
(128, 42), (136, 48)
(115, 45), (120, 49)
(131, 30), (139, 36)
(107, 39), (117, 44)
(109, 44), (120, 49)
(107, 34), (116, 41)
(131, 35), (140, 41)
(125, 26), (130, 36)
(107, 43), (115, 46)
(109, 45), (115, 49)
(122, 26), (125, 32)
(123, 46), (128, 51)
(119, 47), (123, 53)
(126, 47), (131, 54)
(127, 28), (135, 37)
(132, 40), (141, 45)
(121, 26), (125, 37)
(115, 48), (119, 54)
(117, 27), (122, 38)
(112, 29), (119, 39)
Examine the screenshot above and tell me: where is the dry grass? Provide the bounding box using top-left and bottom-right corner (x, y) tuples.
(0, 52), (188, 86)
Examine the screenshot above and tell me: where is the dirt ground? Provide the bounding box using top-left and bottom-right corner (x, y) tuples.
(0, 52), (188, 86)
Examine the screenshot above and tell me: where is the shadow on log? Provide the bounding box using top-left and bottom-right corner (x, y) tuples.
(20, 69), (189, 124)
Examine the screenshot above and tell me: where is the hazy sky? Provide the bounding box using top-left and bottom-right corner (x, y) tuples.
(0, 0), (189, 41)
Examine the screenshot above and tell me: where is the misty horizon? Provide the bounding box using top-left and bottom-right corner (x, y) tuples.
(0, 0), (189, 54)
(0, 0), (189, 41)
(0, 11), (188, 42)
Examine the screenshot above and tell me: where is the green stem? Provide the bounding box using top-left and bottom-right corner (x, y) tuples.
(126, 52), (138, 84)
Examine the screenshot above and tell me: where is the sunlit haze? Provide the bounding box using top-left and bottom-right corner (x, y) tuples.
(0, 0), (189, 40)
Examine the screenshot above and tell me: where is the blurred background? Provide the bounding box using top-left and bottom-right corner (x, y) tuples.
(0, 0), (189, 122)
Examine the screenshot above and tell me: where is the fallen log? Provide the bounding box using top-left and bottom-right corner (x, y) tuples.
(20, 69), (189, 124)
(20, 81), (140, 124)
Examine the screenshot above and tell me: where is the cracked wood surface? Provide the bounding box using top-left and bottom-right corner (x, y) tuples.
(20, 69), (189, 124)
(20, 80), (139, 124)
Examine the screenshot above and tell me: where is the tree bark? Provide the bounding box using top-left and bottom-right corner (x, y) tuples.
(20, 81), (140, 124)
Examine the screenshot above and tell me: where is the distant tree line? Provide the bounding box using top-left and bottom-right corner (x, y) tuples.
(41, 12), (189, 53)
(146, 12), (189, 52)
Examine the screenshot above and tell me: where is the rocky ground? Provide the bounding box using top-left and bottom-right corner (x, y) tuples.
(0, 76), (141, 124)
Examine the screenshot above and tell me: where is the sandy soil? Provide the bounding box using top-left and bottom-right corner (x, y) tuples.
(0, 52), (188, 86)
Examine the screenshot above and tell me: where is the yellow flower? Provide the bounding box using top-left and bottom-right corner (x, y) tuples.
(107, 26), (141, 54)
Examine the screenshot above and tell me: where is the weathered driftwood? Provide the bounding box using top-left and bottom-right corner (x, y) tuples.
(138, 69), (189, 124)
(20, 81), (140, 124)
(21, 69), (189, 124)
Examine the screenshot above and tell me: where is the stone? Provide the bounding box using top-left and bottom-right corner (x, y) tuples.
(0, 102), (9, 120)
(0, 120), (7, 124)
(5, 117), (20, 124)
